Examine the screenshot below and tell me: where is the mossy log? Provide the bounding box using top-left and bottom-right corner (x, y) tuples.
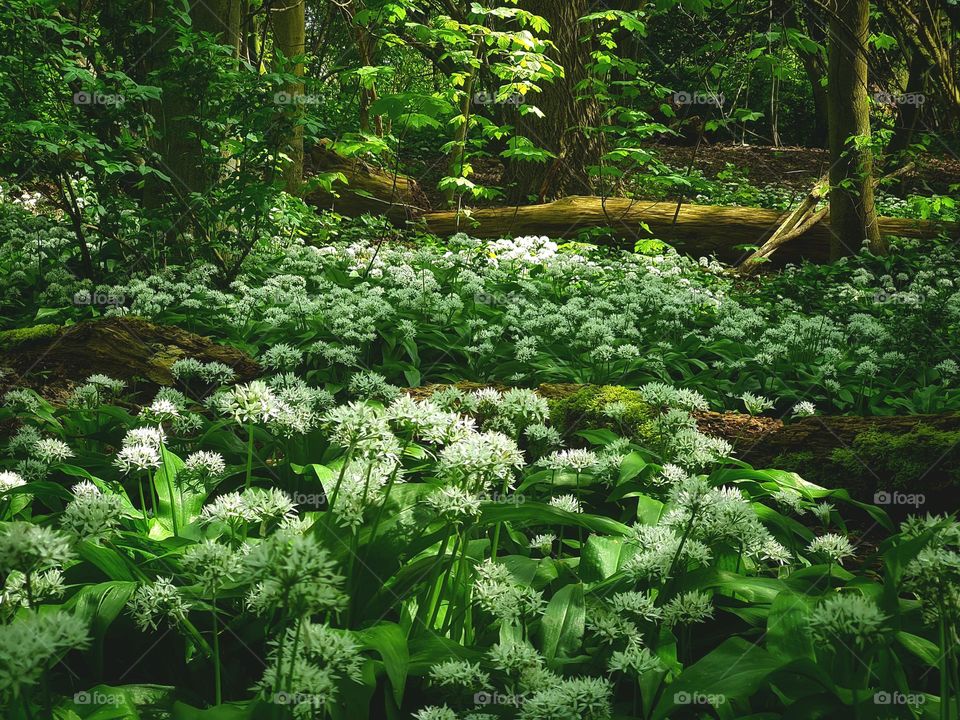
(421, 196), (955, 264)
(0, 317), (260, 394)
(302, 142), (429, 222)
(414, 382), (960, 501)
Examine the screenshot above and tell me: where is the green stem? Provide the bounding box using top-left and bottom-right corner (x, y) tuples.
(244, 423), (254, 490)
(212, 594), (222, 704)
(162, 444), (179, 537)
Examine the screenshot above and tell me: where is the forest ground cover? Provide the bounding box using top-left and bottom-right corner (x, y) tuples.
(2, 0), (960, 717)
(1, 191), (959, 719)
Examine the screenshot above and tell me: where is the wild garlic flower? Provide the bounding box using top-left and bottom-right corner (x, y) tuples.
(807, 593), (888, 650)
(740, 392), (774, 415)
(529, 533), (556, 555)
(243, 532), (346, 616)
(0, 471), (25, 494)
(143, 398), (181, 420)
(181, 540), (241, 595)
(261, 342), (304, 370)
(1, 569), (65, 613)
(86, 374), (126, 394)
(242, 487), (298, 526)
(609, 590), (661, 622)
(541, 448), (598, 473)
(439, 432), (524, 489)
(323, 402), (398, 457)
(488, 641), (544, 676)
(548, 494), (583, 514)
(255, 622), (362, 715)
(587, 605), (640, 645)
(902, 545), (960, 623)
(519, 676), (612, 720)
(625, 525), (712, 580)
(182, 450), (227, 485)
(113, 443), (161, 474)
(123, 426), (166, 450)
(31, 437), (73, 464)
(223, 381), (284, 425)
(7, 426), (42, 455)
(0, 522), (73, 574)
(3, 388), (42, 413)
(428, 659), (489, 689)
(772, 488), (807, 516)
(662, 590), (714, 626)
(427, 486), (483, 524)
(413, 707), (457, 720)
(128, 577), (191, 631)
(198, 361), (236, 385)
(792, 401), (816, 417)
(807, 533), (855, 565)
(608, 639), (663, 677)
(524, 424), (562, 456)
(347, 370), (400, 402)
(473, 559), (544, 623)
(60, 481), (125, 542)
(813, 502), (835, 527)
(0, 611), (89, 700)
(201, 492), (258, 526)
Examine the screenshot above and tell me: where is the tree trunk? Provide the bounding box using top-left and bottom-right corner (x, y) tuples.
(826, 0), (883, 257)
(421, 195), (952, 265)
(885, 44), (929, 155)
(504, 0), (602, 203)
(273, 0), (306, 192)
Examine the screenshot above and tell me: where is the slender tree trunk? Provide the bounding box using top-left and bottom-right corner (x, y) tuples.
(886, 44), (929, 155)
(504, 0), (602, 203)
(791, 0), (829, 147)
(272, 0), (306, 192)
(825, 0), (883, 257)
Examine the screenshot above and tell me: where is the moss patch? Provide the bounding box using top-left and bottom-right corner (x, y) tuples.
(0, 323), (62, 349)
(775, 423), (960, 498)
(548, 384), (656, 442)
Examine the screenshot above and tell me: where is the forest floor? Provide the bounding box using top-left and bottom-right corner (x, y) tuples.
(412, 142), (960, 209)
(655, 142), (960, 194)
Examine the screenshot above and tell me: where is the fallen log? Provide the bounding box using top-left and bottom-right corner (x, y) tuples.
(0, 317), (261, 400)
(410, 382), (960, 504)
(420, 196), (955, 264)
(302, 142), (429, 223)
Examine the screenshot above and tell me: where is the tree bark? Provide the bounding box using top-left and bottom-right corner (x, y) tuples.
(504, 0), (603, 203)
(885, 44), (929, 155)
(825, 0), (883, 257)
(421, 195), (951, 264)
(272, 0), (306, 192)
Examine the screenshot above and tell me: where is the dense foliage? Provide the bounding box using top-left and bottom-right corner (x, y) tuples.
(2, 0), (959, 717)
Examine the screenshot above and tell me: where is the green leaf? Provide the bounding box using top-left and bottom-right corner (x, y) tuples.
(539, 583), (585, 665)
(357, 622), (409, 706)
(653, 638), (784, 720)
